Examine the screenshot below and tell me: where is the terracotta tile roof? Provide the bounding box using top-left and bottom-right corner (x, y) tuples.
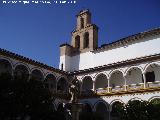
(0, 48), (68, 75)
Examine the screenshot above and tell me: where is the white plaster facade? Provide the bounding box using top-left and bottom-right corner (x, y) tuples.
(60, 35), (160, 72)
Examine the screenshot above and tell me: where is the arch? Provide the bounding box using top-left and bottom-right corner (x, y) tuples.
(0, 57), (13, 68)
(95, 73), (108, 89)
(80, 17), (84, 28)
(144, 62), (160, 82)
(79, 102), (93, 120)
(144, 62), (160, 72)
(125, 66), (143, 85)
(148, 96), (160, 102)
(31, 69), (44, 81)
(82, 102), (93, 112)
(125, 66), (143, 76)
(57, 77), (68, 93)
(94, 100), (109, 111)
(109, 69), (124, 78)
(95, 101), (109, 120)
(83, 32), (89, 48)
(127, 97), (143, 104)
(14, 62), (31, 73)
(110, 99), (125, 109)
(0, 58), (13, 76)
(45, 74), (56, 92)
(109, 69), (125, 88)
(82, 76), (93, 91)
(75, 35), (80, 49)
(110, 101), (125, 120)
(14, 64), (29, 81)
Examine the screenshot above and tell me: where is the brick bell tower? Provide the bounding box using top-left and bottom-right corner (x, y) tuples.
(71, 9), (99, 52)
(59, 9), (98, 71)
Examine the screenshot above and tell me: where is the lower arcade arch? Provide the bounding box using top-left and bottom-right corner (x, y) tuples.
(110, 101), (125, 120)
(95, 101), (109, 120)
(79, 103), (93, 120)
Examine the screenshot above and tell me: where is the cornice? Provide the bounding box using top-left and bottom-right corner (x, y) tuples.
(93, 27), (160, 53)
(70, 53), (160, 75)
(0, 48), (68, 75)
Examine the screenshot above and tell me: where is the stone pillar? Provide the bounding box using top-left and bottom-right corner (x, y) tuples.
(142, 72), (146, 88)
(108, 109), (111, 120)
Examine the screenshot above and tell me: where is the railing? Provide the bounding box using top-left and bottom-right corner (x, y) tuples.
(128, 83), (144, 90)
(112, 86), (124, 92)
(147, 81), (160, 88)
(50, 81), (160, 98)
(96, 81), (160, 95)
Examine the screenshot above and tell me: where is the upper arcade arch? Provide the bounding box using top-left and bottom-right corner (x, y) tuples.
(0, 58), (13, 75)
(57, 77), (68, 93)
(125, 66), (143, 85)
(109, 69), (125, 88)
(82, 76), (93, 91)
(45, 74), (56, 92)
(14, 64), (29, 81)
(144, 62), (160, 82)
(31, 68), (44, 81)
(95, 73), (108, 89)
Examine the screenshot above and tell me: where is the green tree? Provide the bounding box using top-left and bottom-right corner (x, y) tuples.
(147, 98), (160, 120)
(125, 100), (150, 120)
(0, 73), (65, 120)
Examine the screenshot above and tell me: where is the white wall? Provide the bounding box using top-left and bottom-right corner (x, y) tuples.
(60, 35), (160, 72)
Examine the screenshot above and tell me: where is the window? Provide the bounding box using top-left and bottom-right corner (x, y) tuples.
(84, 32), (89, 48)
(61, 63), (63, 70)
(75, 35), (80, 49)
(81, 17), (84, 28)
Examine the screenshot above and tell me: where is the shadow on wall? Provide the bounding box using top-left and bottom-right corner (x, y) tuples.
(70, 54), (80, 72)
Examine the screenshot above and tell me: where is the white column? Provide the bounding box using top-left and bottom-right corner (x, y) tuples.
(124, 75), (127, 91)
(142, 72), (146, 88)
(108, 79), (110, 87)
(93, 80), (95, 91)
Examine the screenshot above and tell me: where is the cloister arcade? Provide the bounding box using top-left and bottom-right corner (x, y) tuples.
(1, 56), (160, 95)
(80, 62), (160, 93)
(55, 97), (160, 120)
(0, 57), (68, 93)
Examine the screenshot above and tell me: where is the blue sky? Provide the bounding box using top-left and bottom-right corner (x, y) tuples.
(0, 0), (160, 68)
